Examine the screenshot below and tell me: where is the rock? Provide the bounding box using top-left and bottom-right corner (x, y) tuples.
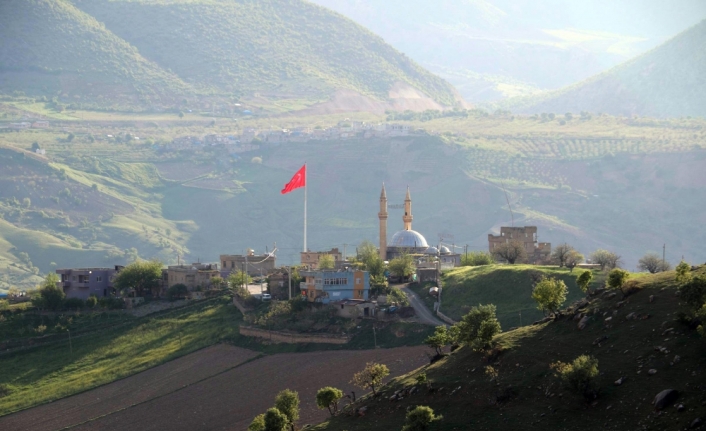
(673, 355), (681, 364)
(662, 328), (675, 336)
(573, 312), (584, 321)
(653, 389), (679, 410)
(578, 316), (590, 330)
(648, 369), (658, 375)
(604, 317), (613, 323)
(691, 418), (703, 428)
(356, 406), (368, 416)
(677, 404), (686, 412)
(605, 292), (617, 299)
(410, 386), (418, 395)
(616, 300), (626, 308)
(649, 295), (656, 303)
(593, 335), (609, 345)
(625, 312), (636, 320)
(614, 377), (624, 386)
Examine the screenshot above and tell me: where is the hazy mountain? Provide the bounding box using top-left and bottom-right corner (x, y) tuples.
(311, 0), (706, 103)
(509, 19), (706, 118)
(0, 0), (462, 110)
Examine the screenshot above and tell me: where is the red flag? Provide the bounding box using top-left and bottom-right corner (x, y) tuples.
(281, 164), (306, 194)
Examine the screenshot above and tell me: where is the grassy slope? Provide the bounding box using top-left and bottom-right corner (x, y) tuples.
(505, 19), (706, 118)
(0, 296), (432, 416)
(313, 266), (706, 431)
(0, 0), (191, 101)
(410, 265), (598, 328)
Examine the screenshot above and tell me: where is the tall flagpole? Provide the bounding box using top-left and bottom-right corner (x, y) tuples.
(303, 162), (307, 253)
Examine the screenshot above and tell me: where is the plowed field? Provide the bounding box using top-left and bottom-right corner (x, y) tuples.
(0, 345), (430, 431)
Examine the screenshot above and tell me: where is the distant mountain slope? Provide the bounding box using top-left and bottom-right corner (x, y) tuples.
(0, 0), (192, 103)
(510, 20), (706, 118)
(0, 0), (462, 110)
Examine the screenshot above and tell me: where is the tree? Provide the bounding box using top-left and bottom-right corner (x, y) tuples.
(248, 414), (265, 431)
(607, 268), (630, 297)
(31, 142), (40, 151)
(388, 253), (415, 279)
(675, 260), (691, 284)
(316, 387), (344, 416)
(357, 240), (384, 278)
(638, 253), (671, 273)
(679, 275), (706, 310)
(67, 133), (75, 142)
(32, 273), (64, 310)
(531, 277), (568, 318)
(491, 241), (527, 264)
(228, 270), (253, 295)
(210, 276), (225, 290)
(565, 250), (584, 272)
(551, 355), (599, 398)
(457, 304), (501, 350)
(112, 260), (163, 297)
(551, 243), (575, 267)
(424, 325), (451, 356)
(351, 362), (390, 396)
(318, 254), (335, 270)
(178, 111), (184, 118)
(461, 251), (495, 266)
(274, 389), (299, 431)
(590, 249), (621, 271)
(402, 405), (442, 431)
(576, 270), (593, 295)
(263, 408), (288, 431)
(167, 284), (188, 300)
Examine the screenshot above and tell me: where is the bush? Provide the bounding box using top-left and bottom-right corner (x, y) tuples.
(606, 268), (630, 297)
(0, 299), (8, 311)
(675, 260), (692, 284)
(457, 304), (501, 350)
(63, 298), (85, 310)
(98, 297), (124, 310)
(551, 355), (599, 398)
(461, 251), (495, 266)
(86, 295), (98, 308)
(402, 405), (442, 431)
(167, 284), (189, 300)
(576, 270), (593, 295)
(679, 275), (706, 310)
(531, 277), (568, 318)
(316, 387), (344, 416)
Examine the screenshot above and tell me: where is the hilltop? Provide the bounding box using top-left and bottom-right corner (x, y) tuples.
(312, 266), (706, 431)
(0, 0), (462, 111)
(508, 19), (706, 118)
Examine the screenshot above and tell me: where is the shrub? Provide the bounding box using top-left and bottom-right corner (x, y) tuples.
(679, 275), (706, 310)
(675, 260), (692, 284)
(576, 270), (593, 295)
(0, 299), (8, 311)
(63, 298), (85, 310)
(86, 295), (98, 308)
(457, 304), (501, 350)
(167, 284), (189, 300)
(248, 414), (265, 431)
(33, 273), (65, 310)
(351, 362), (390, 396)
(315, 387), (344, 416)
(461, 251), (495, 266)
(606, 268), (630, 297)
(402, 405), (442, 431)
(531, 277), (568, 318)
(551, 355), (599, 398)
(98, 297), (125, 310)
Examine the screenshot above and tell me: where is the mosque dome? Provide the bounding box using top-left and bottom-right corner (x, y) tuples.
(424, 246), (439, 255)
(440, 246), (451, 255)
(389, 229), (429, 249)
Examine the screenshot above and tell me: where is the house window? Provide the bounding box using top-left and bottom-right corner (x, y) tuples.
(96, 276), (102, 282)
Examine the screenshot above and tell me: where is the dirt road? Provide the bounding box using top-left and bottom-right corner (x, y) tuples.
(400, 285), (445, 327)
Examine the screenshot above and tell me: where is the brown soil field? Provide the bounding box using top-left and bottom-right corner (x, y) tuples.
(0, 344), (260, 431)
(1, 345), (430, 431)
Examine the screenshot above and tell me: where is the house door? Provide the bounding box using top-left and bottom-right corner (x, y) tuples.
(363, 307), (369, 317)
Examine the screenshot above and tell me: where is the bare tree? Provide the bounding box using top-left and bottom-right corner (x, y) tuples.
(565, 250), (584, 272)
(589, 249), (621, 271)
(492, 241), (527, 265)
(551, 243), (575, 267)
(638, 253), (671, 273)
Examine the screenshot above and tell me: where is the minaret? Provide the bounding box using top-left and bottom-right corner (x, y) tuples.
(403, 186), (413, 231)
(378, 183), (388, 260)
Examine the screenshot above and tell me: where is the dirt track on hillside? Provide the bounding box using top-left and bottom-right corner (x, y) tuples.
(0, 345), (430, 431)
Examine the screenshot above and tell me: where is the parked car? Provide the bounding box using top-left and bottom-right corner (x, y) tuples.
(261, 293), (272, 301)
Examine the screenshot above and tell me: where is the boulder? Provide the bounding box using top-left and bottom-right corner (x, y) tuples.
(691, 418), (702, 429)
(678, 404), (686, 412)
(605, 292), (617, 299)
(578, 316), (590, 330)
(649, 295), (656, 303)
(653, 389), (679, 410)
(648, 369), (658, 375)
(614, 377), (624, 386)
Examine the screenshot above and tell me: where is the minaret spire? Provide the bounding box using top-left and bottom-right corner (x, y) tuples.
(403, 185), (412, 231)
(378, 183), (388, 261)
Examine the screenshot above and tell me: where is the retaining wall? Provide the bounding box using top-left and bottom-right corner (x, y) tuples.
(239, 326), (350, 345)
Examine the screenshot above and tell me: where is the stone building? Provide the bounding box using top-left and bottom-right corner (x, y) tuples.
(220, 250), (276, 277)
(166, 262), (219, 290)
(300, 248), (343, 269)
(488, 226), (551, 264)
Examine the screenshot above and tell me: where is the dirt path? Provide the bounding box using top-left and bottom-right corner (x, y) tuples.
(400, 285), (445, 327)
(1, 345), (431, 431)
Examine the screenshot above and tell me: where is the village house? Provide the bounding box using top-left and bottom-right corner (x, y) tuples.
(331, 299), (376, 318)
(220, 249), (276, 277)
(166, 262), (219, 290)
(56, 266), (123, 300)
(300, 248), (343, 270)
(300, 269), (369, 304)
(488, 226), (551, 264)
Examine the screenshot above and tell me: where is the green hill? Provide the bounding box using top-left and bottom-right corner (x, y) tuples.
(508, 19), (706, 118)
(0, 0), (461, 110)
(0, 0), (193, 105)
(313, 266), (706, 431)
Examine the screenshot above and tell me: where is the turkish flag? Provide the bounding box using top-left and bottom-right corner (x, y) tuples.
(281, 164), (306, 194)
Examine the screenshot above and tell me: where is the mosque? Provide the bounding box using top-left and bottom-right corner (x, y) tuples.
(378, 184), (452, 261)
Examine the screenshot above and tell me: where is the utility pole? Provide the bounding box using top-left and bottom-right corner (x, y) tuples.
(663, 244), (666, 269)
(68, 329), (72, 355)
(288, 266), (292, 300)
(343, 244), (347, 261)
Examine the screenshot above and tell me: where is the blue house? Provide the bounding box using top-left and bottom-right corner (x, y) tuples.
(300, 269), (369, 304)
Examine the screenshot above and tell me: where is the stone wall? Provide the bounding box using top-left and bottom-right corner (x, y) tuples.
(436, 310), (457, 325)
(239, 326), (350, 345)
